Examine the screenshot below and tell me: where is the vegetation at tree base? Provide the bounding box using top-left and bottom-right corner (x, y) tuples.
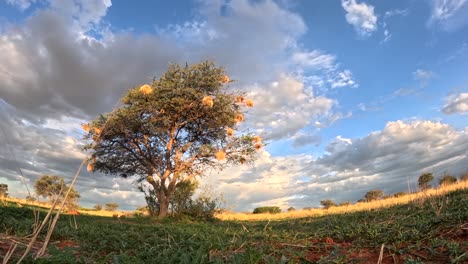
(104, 203), (119, 211)
(34, 175), (80, 210)
(0, 183), (8, 197)
(320, 199), (337, 209)
(364, 189), (384, 202)
(84, 61), (259, 218)
(253, 206), (281, 214)
(418, 172), (434, 190)
(1, 188), (466, 263)
(439, 174), (458, 186)
(94, 204), (102, 211)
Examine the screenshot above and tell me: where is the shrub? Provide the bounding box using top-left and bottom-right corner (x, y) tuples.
(439, 175), (457, 186)
(364, 189), (384, 202)
(287, 207), (295, 212)
(339, 201), (351, 206)
(320, 199), (337, 209)
(393, 192), (407, 198)
(253, 206), (281, 214)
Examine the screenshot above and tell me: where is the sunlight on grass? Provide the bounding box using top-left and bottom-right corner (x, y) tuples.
(215, 181), (468, 221)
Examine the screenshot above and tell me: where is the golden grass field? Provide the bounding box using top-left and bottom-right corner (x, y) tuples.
(215, 180), (468, 221)
(2, 180), (467, 220)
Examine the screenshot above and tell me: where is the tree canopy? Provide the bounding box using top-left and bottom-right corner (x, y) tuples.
(34, 175), (80, 210)
(84, 61), (260, 217)
(364, 189), (384, 202)
(418, 172), (433, 190)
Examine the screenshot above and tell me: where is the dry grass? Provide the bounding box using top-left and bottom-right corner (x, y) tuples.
(215, 181), (468, 221)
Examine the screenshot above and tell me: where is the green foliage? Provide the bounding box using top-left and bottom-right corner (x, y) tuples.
(320, 199), (337, 209)
(364, 189), (384, 202)
(439, 174), (457, 186)
(105, 203), (119, 211)
(34, 175), (80, 210)
(252, 206), (281, 214)
(0, 183), (8, 197)
(170, 179), (199, 215)
(418, 172), (434, 190)
(84, 61), (259, 218)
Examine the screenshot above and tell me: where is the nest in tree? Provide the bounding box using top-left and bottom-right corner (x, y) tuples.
(234, 113), (244, 123)
(202, 96), (214, 108)
(215, 150), (226, 161)
(245, 99), (254, 107)
(220, 75), (230, 84)
(252, 136), (262, 143)
(81, 123), (90, 133)
(226, 127), (234, 136)
(236, 96), (244, 103)
(139, 84), (153, 95)
(254, 143), (262, 150)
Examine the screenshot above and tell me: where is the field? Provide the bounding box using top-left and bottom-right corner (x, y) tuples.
(1, 187), (467, 263)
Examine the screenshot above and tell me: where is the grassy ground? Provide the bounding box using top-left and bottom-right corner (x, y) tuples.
(1, 189), (467, 263)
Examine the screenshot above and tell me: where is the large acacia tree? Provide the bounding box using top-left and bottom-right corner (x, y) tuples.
(84, 61), (260, 218)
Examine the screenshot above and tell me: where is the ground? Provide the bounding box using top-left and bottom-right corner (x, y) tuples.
(0, 189), (467, 263)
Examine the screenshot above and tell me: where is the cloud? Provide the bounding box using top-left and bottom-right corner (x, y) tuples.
(429, 0), (468, 31)
(5, 0), (37, 10)
(206, 120), (467, 211)
(341, 0), (378, 36)
(413, 69), (434, 86)
(442, 93), (468, 114)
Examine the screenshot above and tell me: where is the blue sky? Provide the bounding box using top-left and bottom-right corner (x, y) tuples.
(0, 0), (467, 211)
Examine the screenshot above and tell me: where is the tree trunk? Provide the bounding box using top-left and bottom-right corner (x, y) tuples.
(158, 197), (169, 218)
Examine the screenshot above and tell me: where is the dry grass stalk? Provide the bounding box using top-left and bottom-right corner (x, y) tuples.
(139, 84), (153, 95)
(202, 96), (214, 108)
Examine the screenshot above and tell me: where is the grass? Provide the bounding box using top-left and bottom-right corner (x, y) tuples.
(1, 187), (467, 263)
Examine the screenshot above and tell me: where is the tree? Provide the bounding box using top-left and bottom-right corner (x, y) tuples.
(439, 175), (457, 186)
(364, 189), (384, 202)
(320, 199), (337, 209)
(84, 61), (259, 218)
(34, 175), (80, 209)
(287, 207), (296, 212)
(170, 179), (199, 215)
(0, 183), (8, 197)
(105, 203), (119, 211)
(94, 204), (103, 211)
(418, 172), (434, 190)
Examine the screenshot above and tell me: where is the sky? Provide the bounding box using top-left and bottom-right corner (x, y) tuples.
(0, 0), (467, 212)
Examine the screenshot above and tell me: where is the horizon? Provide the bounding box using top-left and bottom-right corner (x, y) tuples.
(0, 0), (467, 212)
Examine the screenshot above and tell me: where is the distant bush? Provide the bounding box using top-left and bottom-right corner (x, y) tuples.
(320, 199), (337, 209)
(460, 173), (468, 182)
(287, 207), (295, 212)
(364, 189), (384, 202)
(439, 175), (457, 186)
(393, 192), (407, 198)
(253, 206), (281, 214)
(339, 201), (351, 206)
(94, 204), (102, 211)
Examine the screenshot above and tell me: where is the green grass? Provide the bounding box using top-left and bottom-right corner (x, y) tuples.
(1, 189), (467, 263)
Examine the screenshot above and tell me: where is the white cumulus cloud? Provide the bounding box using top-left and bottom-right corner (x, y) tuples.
(443, 92), (468, 114)
(341, 0), (378, 36)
